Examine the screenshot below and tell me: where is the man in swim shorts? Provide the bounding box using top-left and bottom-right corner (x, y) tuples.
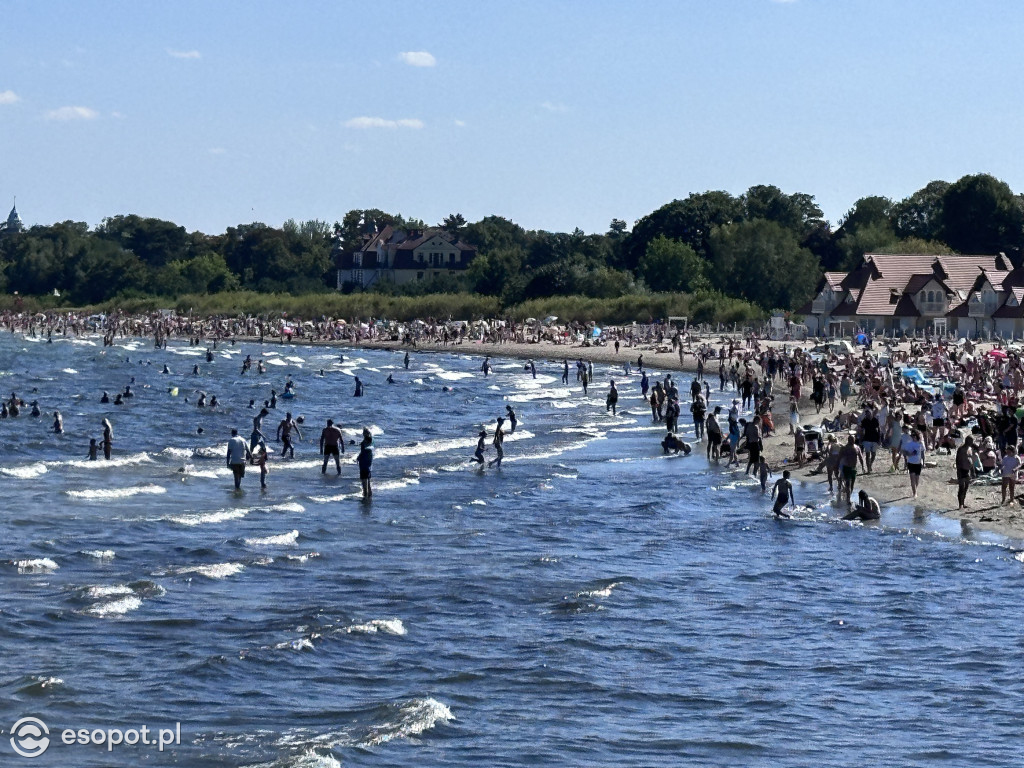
(319, 418), (345, 475)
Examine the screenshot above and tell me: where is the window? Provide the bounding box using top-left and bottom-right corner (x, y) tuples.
(920, 291), (926, 302)
(927, 291), (935, 302)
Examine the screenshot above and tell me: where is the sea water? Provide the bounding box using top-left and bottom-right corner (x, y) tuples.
(1, 335), (1023, 766)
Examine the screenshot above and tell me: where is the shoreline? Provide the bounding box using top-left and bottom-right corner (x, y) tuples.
(330, 336), (1024, 542)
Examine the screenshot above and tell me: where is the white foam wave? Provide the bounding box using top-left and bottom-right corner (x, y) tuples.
(67, 484), (166, 500)
(85, 584), (134, 599)
(362, 698), (454, 746)
(55, 452), (154, 469)
(345, 618), (407, 636)
(0, 462), (48, 479)
(435, 371), (474, 381)
(177, 562), (245, 579)
(169, 509), (248, 526)
(307, 492), (360, 503)
(375, 429), (534, 460)
(577, 582), (620, 599)
(283, 552), (320, 563)
(16, 558), (58, 573)
(81, 549), (116, 559)
(86, 595), (142, 617)
(245, 530), (299, 547)
(505, 389), (572, 403)
(264, 502), (305, 514)
(62, 368), (79, 374)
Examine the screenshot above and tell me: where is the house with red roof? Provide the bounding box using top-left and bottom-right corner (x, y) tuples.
(799, 252), (1018, 337)
(336, 225), (477, 289)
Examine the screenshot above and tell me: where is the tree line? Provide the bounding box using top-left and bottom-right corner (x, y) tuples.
(2, 172), (1022, 312)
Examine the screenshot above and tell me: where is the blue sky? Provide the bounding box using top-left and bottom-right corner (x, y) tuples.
(2, 0), (1023, 236)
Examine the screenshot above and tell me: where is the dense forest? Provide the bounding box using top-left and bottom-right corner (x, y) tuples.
(2, 172), (1023, 320)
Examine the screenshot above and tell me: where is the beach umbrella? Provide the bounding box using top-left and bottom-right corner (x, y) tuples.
(987, 349), (1007, 359)
(543, 315), (558, 326)
(592, 327), (602, 337)
(855, 333), (867, 344)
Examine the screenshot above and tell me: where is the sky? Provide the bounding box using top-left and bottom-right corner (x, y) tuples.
(2, 0), (1024, 236)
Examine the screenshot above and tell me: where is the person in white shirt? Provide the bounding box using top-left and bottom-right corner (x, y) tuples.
(929, 394), (947, 450)
(1001, 444), (1021, 506)
(226, 428), (252, 490)
(901, 429), (926, 499)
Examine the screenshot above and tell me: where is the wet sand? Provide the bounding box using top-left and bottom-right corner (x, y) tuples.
(343, 336), (1024, 541)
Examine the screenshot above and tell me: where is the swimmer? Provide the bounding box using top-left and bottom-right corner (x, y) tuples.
(606, 381), (619, 416)
(193, 364), (200, 376)
(162, 364), (170, 374)
(100, 391), (110, 404)
(197, 392), (207, 408)
(53, 411), (63, 434)
(843, 490), (881, 521)
(30, 401), (40, 417)
(114, 393), (124, 405)
(771, 470), (795, 518)
(354, 377), (363, 397)
(386, 373), (395, 384)
(87, 438), (98, 460)
(404, 351), (409, 369)
(209, 395), (218, 408)
(123, 385), (133, 398)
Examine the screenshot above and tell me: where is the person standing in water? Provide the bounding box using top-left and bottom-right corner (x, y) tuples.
(505, 405), (517, 433)
(354, 377), (364, 397)
(101, 418), (114, 460)
(357, 428), (373, 499)
(87, 438), (98, 460)
(771, 470), (795, 517)
(53, 411), (63, 434)
(473, 429), (487, 465)
(319, 418), (345, 475)
(404, 351), (410, 369)
(277, 412), (302, 458)
(488, 418), (505, 468)
(226, 428), (251, 490)
(606, 380), (619, 416)
(562, 360), (569, 385)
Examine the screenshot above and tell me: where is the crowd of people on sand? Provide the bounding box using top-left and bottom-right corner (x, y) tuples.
(10, 309), (1024, 522)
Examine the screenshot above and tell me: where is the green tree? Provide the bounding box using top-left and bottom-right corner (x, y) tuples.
(623, 190), (743, 270)
(462, 215), (529, 254)
(638, 236), (709, 292)
(96, 215), (188, 267)
(940, 173), (1024, 255)
(892, 180), (949, 241)
(709, 220), (820, 311)
(442, 213), (467, 234)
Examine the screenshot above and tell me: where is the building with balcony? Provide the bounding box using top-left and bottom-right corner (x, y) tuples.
(799, 252), (1017, 338)
(335, 225), (477, 289)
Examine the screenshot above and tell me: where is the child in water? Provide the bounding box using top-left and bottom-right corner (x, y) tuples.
(87, 438), (98, 461)
(255, 444), (269, 489)
(758, 456), (772, 493)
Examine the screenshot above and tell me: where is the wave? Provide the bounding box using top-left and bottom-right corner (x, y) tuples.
(245, 530), (299, 547)
(243, 749), (342, 768)
(66, 484), (166, 500)
(17, 676), (64, 695)
(435, 370), (474, 381)
(84, 585), (135, 599)
(86, 595), (143, 617)
(81, 549), (116, 559)
(344, 618), (407, 636)
(361, 698), (454, 747)
(282, 552), (320, 563)
(169, 509), (248, 526)
(375, 429), (534, 460)
(177, 562), (246, 579)
(0, 462), (48, 479)
(54, 453), (154, 469)
(15, 558), (58, 573)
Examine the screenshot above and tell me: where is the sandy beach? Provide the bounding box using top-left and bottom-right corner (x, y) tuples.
(338, 335), (1024, 541)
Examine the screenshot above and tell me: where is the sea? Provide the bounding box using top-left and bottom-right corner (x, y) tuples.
(2, 333), (1024, 767)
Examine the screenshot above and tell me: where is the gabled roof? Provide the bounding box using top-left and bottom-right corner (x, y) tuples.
(823, 271), (846, 290)
(994, 287), (1024, 318)
(848, 253), (1010, 317)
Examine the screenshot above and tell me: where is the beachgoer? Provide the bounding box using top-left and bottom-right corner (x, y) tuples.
(606, 381), (618, 416)
(277, 412), (302, 458)
(53, 411), (63, 434)
(838, 434), (865, 504)
(319, 418), (345, 475)
(843, 490), (880, 521)
(771, 470), (795, 517)
(87, 438), (98, 461)
(488, 418), (505, 468)
(357, 428), (373, 499)
(901, 429), (925, 499)
(474, 429), (487, 464)
(1001, 443), (1021, 506)
(758, 456), (772, 494)
(101, 418), (113, 460)
(955, 436), (976, 509)
(354, 377), (363, 397)
(226, 428), (251, 490)
(505, 406), (517, 433)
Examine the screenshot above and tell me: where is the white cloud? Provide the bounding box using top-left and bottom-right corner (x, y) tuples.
(0, 90), (20, 105)
(399, 51), (436, 67)
(167, 49), (201, 59)
(540, 101), (568, 113)
(110, 111), (125, 119)
(454, 119), (466, 127)
(344, 116), (423, 130)
(45, 105), (99, 121)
